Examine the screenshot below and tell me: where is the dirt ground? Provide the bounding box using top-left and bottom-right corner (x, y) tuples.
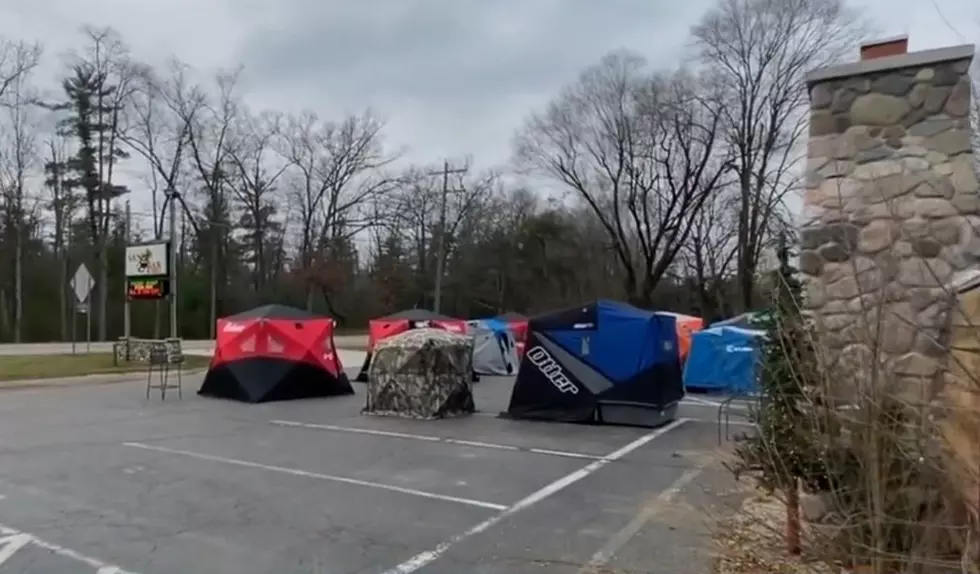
(713, 485), (838, 574)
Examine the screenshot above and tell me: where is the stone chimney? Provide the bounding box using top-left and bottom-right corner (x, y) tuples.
(801, 40), (976, 401)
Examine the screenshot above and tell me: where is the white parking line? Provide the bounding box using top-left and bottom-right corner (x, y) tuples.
(0, 533), (31, 565)
(681, 396), (752, 410)
(682, 396), (724, 407)
(123, 442), (507, 511)
(270, 420), (603, 461)
(379, 418), (690, 574)
(0, 521), (138, 572)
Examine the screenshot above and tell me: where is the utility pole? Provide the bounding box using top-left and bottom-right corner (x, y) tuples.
(123, 200), (131, 343)
(166, 188), (178, 339)
(426, 160), (467, 314)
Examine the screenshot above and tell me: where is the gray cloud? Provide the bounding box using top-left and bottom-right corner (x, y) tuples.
(237, 0), (706, 163)
(0, 0), (976, 171)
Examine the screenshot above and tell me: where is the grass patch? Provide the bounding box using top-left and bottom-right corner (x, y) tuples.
(0, 353), (211, 382)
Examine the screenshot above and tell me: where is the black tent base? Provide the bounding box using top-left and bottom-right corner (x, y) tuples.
(500, 401), (679, 429)
(355, 352), (372, 382)
(199, 357), (355, 404)
(683, 386), (731, 396)
(596, 401), (679, 428)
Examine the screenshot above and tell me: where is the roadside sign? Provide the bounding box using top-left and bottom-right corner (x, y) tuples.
(127, 278), (170, 300)
(70, 263), (95, 303)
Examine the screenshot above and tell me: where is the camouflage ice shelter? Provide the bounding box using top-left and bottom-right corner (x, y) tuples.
(356, 308), (468, 382)
(362, 328), (476, 419)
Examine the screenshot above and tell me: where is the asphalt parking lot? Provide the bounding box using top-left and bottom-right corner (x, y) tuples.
(0, 369), (749, 574)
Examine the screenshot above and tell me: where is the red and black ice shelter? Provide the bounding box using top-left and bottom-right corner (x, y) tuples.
(355, 308), (468, 382)
(199, 304), (354, 403)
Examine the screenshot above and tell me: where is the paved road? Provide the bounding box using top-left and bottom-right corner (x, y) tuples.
(0, 372), (732, 574)
(0, 335), (370, 356)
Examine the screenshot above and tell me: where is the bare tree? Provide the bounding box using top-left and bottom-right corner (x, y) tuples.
(389, 168), (438, 304)
(226, 109), (287, 296)
(185, 68), (240, 210)
(42, 134), (75, 340)
(183, 69), (241, 336)
(392, 165), (495, 311)
(515, 51), (731, 306)
(279, 109), (393, 311)
(0, 43), (41, 342)
(683, 186), (739, 321)
(120, 59), (200, 237)
(691, 0), (866, 310)
(0, 38), (41, 101)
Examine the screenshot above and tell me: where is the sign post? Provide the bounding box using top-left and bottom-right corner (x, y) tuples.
(70, 263), (95, 354)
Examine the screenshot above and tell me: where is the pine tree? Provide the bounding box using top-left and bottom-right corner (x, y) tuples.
(52, 63), (130, 338)
(732, 232), (821, 554)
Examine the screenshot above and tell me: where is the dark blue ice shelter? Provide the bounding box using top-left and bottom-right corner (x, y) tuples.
(503, 300), (684, 428)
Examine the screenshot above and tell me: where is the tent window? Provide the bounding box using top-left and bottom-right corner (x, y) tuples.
(268, 335), (285, 353)
(581, 336), (590, 356)
(239, 336), (256, 353)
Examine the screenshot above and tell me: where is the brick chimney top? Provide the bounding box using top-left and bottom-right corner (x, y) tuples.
(860, 35), (909, 60)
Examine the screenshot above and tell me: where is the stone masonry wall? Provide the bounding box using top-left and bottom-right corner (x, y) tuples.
(801, 46), (977, 401)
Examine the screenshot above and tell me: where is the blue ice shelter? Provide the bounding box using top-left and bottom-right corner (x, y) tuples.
(503, 300), (684, 428)
(683, 326), (766, 394)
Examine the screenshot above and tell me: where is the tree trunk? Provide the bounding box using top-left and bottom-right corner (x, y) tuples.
(63, 223), (73, 341)
(786, 480), (801, 555)
(59, 247), (68, 341)
(13, 221), (22, 343)
(737, 176), (754, 313)
(93, 194), (109, 342)
(98, 241), (108, 340)
(209, 237), (217, 339)
(56, 216), (67, 341)
(0, 288), (8, 341)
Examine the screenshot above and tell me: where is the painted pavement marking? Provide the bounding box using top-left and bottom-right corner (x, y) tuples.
(270, 419), (603, 460)
(379, 418), (690, 574)
(123, 441), (507, 511)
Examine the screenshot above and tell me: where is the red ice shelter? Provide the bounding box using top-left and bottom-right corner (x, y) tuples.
(199, 304), (354, 403)
(355, 308), (468, 382)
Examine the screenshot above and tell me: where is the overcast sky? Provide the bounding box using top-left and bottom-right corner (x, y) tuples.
(0, 0), (976, 224)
